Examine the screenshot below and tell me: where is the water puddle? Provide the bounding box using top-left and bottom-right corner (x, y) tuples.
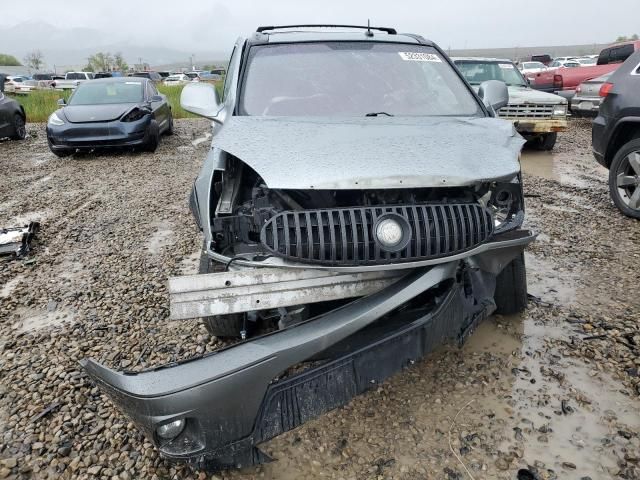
(0, 274), (25, 298)
(179, 251), (201, 275)
(503, 319), (640, 479)
(145, 221), (175, 255)
(525, 252), (577, 305)
(521, 151), (593, 188)
(191, 132), (212, 147)
(13, 307), (75, 333)
(56, 260), (88, 283)
(31, 152), (51, 166)
(7, 210), (49, 226)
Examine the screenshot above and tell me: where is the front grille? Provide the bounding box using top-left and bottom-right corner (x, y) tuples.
(260, 204), (493, 265)
(498, 103), (554, 119)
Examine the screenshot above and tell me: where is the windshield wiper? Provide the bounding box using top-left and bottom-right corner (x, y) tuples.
(365, 112), (394, 117)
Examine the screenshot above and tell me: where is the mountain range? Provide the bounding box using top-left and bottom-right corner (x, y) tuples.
(0, 21), (229, 69)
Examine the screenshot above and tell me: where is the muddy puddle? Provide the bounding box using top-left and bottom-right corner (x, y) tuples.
(145, 220), (175, 255)
(521, 150), (605, 189)
(525, 252), (578, 306)
(256, 249), (638, 479)
(191, 132), (212, 147)
(179, 251), (201, 275)
(12, 306), (75, 333)
(0, 275), (25, 298)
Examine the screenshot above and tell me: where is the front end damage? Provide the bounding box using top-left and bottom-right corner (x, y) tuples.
(82, 116), (535, 470)
(81, 233), (533, 469)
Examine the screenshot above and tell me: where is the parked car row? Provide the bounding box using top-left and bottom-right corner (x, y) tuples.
(0, 74), (27, 140)
(526, 40), (640, 104)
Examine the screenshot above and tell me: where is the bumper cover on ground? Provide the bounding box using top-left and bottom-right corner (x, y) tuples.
(82, 231), (535, 470)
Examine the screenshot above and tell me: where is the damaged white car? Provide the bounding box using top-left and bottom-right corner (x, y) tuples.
(82, 24), (535, 470)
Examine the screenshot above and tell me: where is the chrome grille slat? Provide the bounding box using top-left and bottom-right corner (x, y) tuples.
(260, 203), (494, 266)
(498, 103), (554, 119)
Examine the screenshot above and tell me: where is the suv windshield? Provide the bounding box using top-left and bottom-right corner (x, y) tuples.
(240, 42), (481, 117)
(455, 60), (527, 87)
(69, 81), (144, 105)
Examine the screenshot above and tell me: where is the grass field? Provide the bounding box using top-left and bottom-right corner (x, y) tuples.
(7, 83), (222, 122)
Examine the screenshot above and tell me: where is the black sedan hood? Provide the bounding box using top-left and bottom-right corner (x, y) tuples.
(62, 103), (140, 123)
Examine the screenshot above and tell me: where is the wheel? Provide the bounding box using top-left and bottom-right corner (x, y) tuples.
(537, 132), (557, 151)
(198, 242), (247, 338)
(143, 120), (160, 152)
(494, 252), (528, 314)
(10, 114), (26, 140)
(165, 114), (174, 136)
(609, 138), (640, 219)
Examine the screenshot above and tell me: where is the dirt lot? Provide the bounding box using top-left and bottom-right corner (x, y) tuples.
(1, 119), (639, 480)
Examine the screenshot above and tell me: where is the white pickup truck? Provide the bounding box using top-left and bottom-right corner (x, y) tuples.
(51, 72), (94, 90)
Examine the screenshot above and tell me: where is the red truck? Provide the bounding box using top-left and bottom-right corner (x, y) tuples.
(528, 40), (640, 100)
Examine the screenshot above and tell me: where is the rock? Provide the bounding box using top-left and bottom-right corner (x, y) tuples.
(58, 445), (72, 456)
(68, 457), (81, 471)
(0, 468), (11, 479)
(0, 458), (16, 468)
(495, 457), (510, 470)
(87, 465), (102, 475)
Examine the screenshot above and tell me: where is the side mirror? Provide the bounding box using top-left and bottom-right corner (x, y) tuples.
(180, 82), (223, 122)
(150, 95), (163, 103)
(478, 80), (509, 111)
(57, 98), (66, 106)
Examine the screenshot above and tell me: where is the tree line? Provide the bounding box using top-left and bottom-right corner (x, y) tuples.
(615, 34), (639, 42)
(0, 50), (129, 73)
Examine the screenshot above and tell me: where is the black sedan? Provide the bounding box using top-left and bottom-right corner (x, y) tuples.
(0, 77), (27, 140)
(46, 77), (173, 157)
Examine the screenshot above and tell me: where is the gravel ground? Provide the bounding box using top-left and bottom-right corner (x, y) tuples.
(0, 119), (639, 480)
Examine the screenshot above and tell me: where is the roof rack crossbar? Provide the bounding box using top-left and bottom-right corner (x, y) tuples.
(256, 24), (397, 35)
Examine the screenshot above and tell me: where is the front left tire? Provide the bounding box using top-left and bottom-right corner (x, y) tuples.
(198, 241), (248, 338)
(494, 252), (528, 314)
(143, 120), (160, 152)
(165, 114), (174, 136)
(537, 132), (557, 151)
(11, 114), (26, 140)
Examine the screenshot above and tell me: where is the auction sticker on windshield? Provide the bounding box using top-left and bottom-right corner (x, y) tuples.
(398, 52), (442, 62)
(498, 63), (514, 69)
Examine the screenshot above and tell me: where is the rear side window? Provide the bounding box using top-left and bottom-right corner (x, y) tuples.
(597, 48), (611, 65)
(613, 44), (634, 63)
(599, 45), (635, 65)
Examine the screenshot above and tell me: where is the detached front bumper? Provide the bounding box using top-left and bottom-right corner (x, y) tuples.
(82, 229), (535, 470)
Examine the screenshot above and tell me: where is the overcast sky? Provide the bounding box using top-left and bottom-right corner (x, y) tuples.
(2, 0), (638, 53)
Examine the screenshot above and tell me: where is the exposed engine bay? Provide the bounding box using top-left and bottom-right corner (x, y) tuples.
(206, 156), (525, 265)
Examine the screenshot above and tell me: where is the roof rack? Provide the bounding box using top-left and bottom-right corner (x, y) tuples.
(256, 24), (397, 35)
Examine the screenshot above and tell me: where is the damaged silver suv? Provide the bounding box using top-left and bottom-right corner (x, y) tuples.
(82, 25), (536, 471)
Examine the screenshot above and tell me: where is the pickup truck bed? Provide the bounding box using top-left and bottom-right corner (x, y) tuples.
(528, 64), (620, 98)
